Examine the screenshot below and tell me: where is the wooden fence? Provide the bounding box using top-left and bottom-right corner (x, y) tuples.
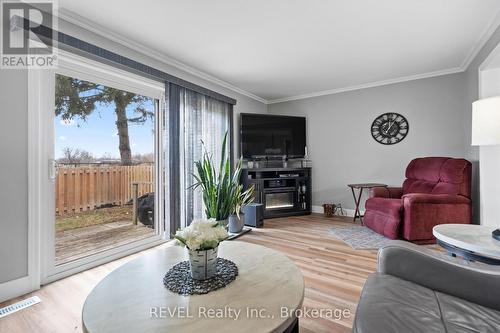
(55, 164), (154, 215)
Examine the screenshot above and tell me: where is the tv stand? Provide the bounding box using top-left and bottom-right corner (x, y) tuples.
(241, 167), (311, 219)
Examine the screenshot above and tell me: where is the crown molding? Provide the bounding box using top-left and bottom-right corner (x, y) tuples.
(460, 8), (500, 71)
(56, 8), (268, 104)
(267, 67), (463, 104)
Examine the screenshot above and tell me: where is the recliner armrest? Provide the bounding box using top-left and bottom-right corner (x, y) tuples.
(369, 186), (403, 199)
(402, 193), (470, 205)
(378, 241), (500, 311)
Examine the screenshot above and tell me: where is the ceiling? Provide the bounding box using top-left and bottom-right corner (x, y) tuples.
(59, 0), (500, 103)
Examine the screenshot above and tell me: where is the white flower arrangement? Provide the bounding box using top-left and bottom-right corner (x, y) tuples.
(174, 218), (229, 251)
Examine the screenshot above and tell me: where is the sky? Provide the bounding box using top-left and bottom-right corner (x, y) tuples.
(55, 99), (155, 159)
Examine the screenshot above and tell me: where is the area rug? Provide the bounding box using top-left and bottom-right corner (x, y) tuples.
(330, 224), (395, 250)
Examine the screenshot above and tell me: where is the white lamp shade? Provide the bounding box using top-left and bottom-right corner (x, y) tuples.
(472, 96), (500, 146)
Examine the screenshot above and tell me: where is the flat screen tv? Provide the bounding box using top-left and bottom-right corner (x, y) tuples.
(240, 113), (306, 159)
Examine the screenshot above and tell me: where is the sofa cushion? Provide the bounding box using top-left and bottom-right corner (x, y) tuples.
(363, 198), (402, 239)
(402, 179), (437, 194)
(431, 182), (461, 196)
(437, 291), (500, 333)
(439, 158), (470, 184)
(365, 198), (402, 216)
(405, 157), (448, 182)
(403, 157), (472, 198)
(354, 273), (500, 333)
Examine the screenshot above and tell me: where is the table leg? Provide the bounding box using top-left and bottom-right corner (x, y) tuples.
(437, 240), (500, 265)
(356, 188), (364, 225)
(350, 187), (357, 222)
(283, 317), (299, 333)
(350, 187), (364, 224)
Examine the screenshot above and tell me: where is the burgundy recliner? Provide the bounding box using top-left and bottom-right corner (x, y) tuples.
(363, 157), (472, 244)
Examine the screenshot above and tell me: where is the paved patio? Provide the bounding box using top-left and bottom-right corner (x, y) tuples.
(55, 221), (155, 265)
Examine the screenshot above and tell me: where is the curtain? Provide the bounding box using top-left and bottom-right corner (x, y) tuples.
(177, 88), (231, 227)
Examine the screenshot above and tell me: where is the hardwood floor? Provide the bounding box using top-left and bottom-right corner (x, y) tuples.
(0, 214), (377, 333)
(241, 215), (377, 333)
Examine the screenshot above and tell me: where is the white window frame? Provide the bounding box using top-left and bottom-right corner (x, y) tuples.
(29, 50), (168, 284)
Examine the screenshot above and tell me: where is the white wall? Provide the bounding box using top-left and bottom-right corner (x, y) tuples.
(480, 67), (500, 98)
(478, 146), (500, 227)
(268, 73), (468, 212)
(464, 24), (500, 226)
(478, 67), (500, 228)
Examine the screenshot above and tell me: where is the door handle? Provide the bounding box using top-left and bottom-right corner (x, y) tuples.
(49, 159), (58, 180)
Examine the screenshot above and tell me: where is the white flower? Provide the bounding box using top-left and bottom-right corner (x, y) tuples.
(174, 218), (228, 250)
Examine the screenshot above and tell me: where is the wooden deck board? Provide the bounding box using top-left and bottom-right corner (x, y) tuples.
(55, 221), (155, 265)
(0, 214), (378, 333)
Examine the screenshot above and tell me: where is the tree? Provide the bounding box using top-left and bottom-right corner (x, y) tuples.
(132, 152), (154, 163)
(59, 147), (94, 164)
(55, 74), (153, 165)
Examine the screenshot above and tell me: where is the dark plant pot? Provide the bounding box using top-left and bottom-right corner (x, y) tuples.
(228, 213), (244, 233)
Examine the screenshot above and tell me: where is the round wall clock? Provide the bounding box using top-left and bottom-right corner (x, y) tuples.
(371, 112), (409, 145)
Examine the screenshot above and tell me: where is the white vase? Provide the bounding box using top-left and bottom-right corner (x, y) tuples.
(228, 213), (245, 233)
(188, 246), (218, 280)
(216, 219), (228, 228)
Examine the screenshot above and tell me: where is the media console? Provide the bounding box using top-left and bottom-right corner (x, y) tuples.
(241, 167), (311, 219)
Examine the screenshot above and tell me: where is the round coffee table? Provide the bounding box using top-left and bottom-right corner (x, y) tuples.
(433, 224), (500, 265)
(82, 241), (304, 333)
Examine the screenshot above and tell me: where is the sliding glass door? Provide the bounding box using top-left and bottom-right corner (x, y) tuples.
(39, 52), (167, 282)
(53, 72), (159, 265)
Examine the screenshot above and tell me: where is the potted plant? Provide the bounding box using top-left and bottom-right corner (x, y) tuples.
(228, 177), (254, 233)
(174, 219), (228, 280)
(191, 132), (253, 227)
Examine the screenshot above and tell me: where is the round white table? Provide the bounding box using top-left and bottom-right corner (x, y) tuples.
(433, 224), (500, 265)
(82, 241), (304, 333)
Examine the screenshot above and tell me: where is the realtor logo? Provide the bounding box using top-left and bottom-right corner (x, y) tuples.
(1, 0), (57, 68)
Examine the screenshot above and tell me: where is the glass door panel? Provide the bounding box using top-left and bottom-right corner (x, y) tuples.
(53, 73), (158, 265)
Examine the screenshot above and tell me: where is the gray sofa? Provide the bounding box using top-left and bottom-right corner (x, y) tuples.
(353, 241), (500, 333)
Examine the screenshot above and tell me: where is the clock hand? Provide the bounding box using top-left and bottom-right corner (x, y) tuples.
(386, 121), (395, 133)
(383, 121), (393, 134)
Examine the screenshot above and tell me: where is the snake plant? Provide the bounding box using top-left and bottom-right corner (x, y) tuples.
(191, 132), (254, 221)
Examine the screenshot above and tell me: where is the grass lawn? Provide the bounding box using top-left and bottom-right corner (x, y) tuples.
(56, 206), (133, 232)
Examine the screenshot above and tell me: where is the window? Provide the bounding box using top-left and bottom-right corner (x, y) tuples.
(169, 85), (231, 229)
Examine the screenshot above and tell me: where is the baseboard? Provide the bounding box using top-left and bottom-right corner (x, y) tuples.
(311, 205), (323, 214)
(311, 205), (364, 218)
(0, 276), (37, 303)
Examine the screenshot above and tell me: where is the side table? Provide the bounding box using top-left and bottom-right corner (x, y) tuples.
(347, 183), (387, 224)
(433, 224), (500, 265)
